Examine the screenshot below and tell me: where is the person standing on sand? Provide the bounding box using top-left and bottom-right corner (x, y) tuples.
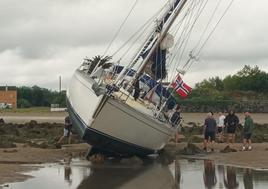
(224, 110), (239, 147)
(57, 116), (73, 145)
(203, 112), (217, 152)
(217, 111), (225, 143)
(242, 112), (254, 151)
(169, 105), (182, 143)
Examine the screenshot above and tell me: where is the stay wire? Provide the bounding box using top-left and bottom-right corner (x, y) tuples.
(177, 0), (209, 72)
(103, 0), (139, 56)
(192, 0), (222, 53)
(183, 0), (235, 72)
(170, 0), (208, 79)
(111, 3), (167, 58)
(176, 0), (208, 68)
(195, 0), (235, 57)
(167, 0), (197, 70)
(184, 0), (234, 71)
(169, 0), (203, 67)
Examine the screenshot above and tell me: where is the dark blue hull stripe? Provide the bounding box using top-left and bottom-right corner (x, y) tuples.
(67, 99), (155, 157)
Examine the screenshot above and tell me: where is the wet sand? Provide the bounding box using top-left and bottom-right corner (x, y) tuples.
(1, 142), (268, 185)
(165, 142), (268, 169)
(0, 143), (89, 185)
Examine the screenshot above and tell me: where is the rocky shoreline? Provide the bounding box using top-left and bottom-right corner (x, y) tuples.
(0, 119), (268, 185)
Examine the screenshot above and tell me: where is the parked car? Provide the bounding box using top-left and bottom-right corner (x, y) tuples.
(0, 103), (12, 109)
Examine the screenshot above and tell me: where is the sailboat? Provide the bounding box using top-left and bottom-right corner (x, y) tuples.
(67, 0), (233, 157)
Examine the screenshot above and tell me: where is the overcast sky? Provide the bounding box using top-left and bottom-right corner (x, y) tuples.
(1, 0), (268, 90)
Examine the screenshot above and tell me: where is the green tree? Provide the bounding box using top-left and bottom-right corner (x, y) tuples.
(17, 86), (66, 108)
(17, 98), (32, 108)
(223, 65), (268, 92)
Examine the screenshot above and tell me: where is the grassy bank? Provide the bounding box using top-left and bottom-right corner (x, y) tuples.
(1, 107), (50, 113)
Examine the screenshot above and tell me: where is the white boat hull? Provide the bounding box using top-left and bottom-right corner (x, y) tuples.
(67, 70), (174, 157)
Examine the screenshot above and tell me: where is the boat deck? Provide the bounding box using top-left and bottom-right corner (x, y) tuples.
(113, 88), (159, 120)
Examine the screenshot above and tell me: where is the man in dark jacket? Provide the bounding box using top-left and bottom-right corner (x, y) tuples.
(203, 112), (217, 152)
(224, 110), (239, 146)
(242, 112), (254, 151)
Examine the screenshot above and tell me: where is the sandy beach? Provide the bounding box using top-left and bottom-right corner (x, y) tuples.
(0, 112), (268, 185)
(0, 143), (89, 185)
(1, 112), (267, 124)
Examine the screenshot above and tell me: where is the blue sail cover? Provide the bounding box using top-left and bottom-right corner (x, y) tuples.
(150, 47), (167, 80)
(140, 0), (183, 80)
(113, 65), (136, 77)
(136, 0), (182, 80)
(141, 46), (167, 80)
(140, 74), (176, 109)
(140, 75), (169, 97)
(139, 74), (174, 98)
(114, 66), (177, 110)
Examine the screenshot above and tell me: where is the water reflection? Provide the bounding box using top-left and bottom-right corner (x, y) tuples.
(224, 166), (239, 189)
(203, 160), (217, 189)
(64, 165), (72, 185)
(217, 165), (225, 189)
(243, 169), (253, 189)
(64, 153), (73, 185)
(77, 162), (174, 189)
(7, 158), (268, 189)
(172, 159), (181, 189)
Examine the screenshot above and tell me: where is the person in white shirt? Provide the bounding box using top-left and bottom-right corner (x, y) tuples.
(217, 111), (225, 142)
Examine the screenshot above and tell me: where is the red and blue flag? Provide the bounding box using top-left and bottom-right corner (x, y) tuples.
(172, 75), (192, 98)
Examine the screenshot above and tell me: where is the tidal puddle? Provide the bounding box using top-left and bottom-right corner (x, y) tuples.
(5, 159), (268, 189)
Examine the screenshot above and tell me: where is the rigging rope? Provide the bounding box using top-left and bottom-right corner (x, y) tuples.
(111, 5), (165, 58)
(195, 0), (235, 57)
(166, 0), (197, 71)
(176, 0), (209, 65)
(182, 0), (235, 72)
(192, 0), (222, 53)
(103, 0), (139, 56)
(169, 0), (209, 79)
(90, 0), (138, 75)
